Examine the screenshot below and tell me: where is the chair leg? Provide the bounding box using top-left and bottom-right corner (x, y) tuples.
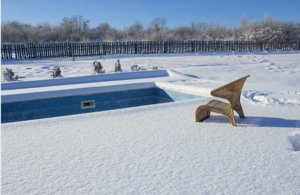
(195, 105), (210, 122)
(233, 101), (245, 118)
(225, 109), (236, 126)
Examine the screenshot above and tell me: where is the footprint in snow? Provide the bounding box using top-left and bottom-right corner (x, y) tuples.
(288, 132), (300, 151)
(243, 90), (300, 106)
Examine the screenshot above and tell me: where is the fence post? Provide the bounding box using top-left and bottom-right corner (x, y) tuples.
(68, 43), (75, 61)
(33, 43), (37, 58)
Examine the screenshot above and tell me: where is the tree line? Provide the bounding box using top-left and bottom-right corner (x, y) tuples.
(2, 16), (300, 44)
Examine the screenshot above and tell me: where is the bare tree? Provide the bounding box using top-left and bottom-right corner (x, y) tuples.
(146, 17), (170, 41)
(253, 16), (285, 43)
(58, 15), (89, 41)
(206, 24), (232, 41)
(191, 22), (209, 40)
(1, 21), (34, 43)
(125, 22), (144, 40)
(1, 16), (299, 43)
(172, 26), (194, 40)
(95, 23), (121, 41)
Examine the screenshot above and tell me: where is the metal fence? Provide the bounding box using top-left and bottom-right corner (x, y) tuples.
(2, 41), (299, 59)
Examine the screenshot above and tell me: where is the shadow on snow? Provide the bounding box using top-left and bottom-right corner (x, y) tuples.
(205, 115), (300, 128)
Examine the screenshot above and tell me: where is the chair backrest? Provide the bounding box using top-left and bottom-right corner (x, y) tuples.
(210, 75), (249, 106)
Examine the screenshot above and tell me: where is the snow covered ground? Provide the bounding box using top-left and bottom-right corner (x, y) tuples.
(1, 51), (300, 194)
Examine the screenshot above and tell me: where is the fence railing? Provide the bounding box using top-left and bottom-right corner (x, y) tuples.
(1, 41), (299, 59)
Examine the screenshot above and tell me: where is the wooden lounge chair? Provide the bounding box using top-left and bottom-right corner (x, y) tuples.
(195, 75), (249, 126)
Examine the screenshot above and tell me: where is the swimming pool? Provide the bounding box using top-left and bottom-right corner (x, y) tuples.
(2, 87), (202, 123)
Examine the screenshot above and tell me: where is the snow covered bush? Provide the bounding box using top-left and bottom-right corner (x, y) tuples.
(131, 64), (140, 71)
(2, 68), (18, 81)
(93, 60), (105, 74)
(51, 66), (61, 78)
(115, 59), (122, 72)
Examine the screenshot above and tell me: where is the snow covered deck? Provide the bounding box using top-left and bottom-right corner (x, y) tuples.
(2, 52), (300, 194)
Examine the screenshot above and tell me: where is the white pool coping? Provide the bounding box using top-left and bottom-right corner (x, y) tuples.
(1, 82), (213, 103)
(1, 69), (217, 103)
(1, 70), (170, 90)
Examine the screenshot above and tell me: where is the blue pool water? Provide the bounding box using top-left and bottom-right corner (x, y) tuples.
(2, 87), (201, 123)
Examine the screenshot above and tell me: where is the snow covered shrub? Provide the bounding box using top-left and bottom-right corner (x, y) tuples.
(93, 60), (105, 74)
(2, 68), (18, 81)
(131, 64), (140, 71)
(115, 59), (122, 72)
(51, 66), (61, 78)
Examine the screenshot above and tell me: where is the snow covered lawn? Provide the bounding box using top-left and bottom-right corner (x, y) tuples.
(2, 52), (300, 194)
